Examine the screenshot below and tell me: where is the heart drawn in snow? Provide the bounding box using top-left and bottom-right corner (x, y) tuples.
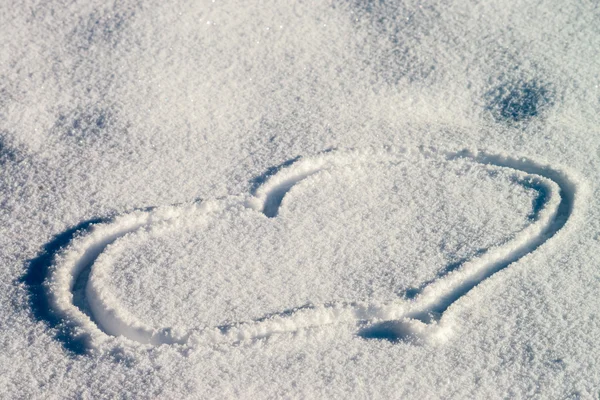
(41, 147), (582, 352)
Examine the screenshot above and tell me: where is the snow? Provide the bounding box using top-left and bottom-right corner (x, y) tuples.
(2, 0), (600, 398)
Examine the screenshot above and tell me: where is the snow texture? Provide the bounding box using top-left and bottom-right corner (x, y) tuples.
(2, 0), (600, 398)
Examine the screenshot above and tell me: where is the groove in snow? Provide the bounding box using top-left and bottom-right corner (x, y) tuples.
(40, 147), (586, 350)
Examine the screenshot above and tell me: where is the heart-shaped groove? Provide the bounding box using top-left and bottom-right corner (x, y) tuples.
(39, 147), (585, 352)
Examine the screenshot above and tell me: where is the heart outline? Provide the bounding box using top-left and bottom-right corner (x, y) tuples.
(37, 146), (586, 352)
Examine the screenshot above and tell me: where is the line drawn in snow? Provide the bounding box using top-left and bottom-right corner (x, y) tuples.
(21, 147), (586, 354)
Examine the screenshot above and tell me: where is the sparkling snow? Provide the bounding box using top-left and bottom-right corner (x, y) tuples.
(1, 0), (600, 398)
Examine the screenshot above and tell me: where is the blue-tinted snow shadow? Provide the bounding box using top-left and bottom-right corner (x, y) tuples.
(19, 218), (105, 355)
(249, 156), (302, 196)
(486, 80), (554, 124)
(250, 149), (337, 218)
(358, 319), (427, 344)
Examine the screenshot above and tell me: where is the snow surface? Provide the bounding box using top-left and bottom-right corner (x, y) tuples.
(2, 0), (600, 398)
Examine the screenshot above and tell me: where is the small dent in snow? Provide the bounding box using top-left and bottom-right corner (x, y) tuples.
(487, 79), (554, 123)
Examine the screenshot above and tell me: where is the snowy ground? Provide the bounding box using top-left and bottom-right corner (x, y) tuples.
(1, 0), (600, 398)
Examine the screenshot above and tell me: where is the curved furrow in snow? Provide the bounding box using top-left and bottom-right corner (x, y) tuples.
(42, 147), (586, 350)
